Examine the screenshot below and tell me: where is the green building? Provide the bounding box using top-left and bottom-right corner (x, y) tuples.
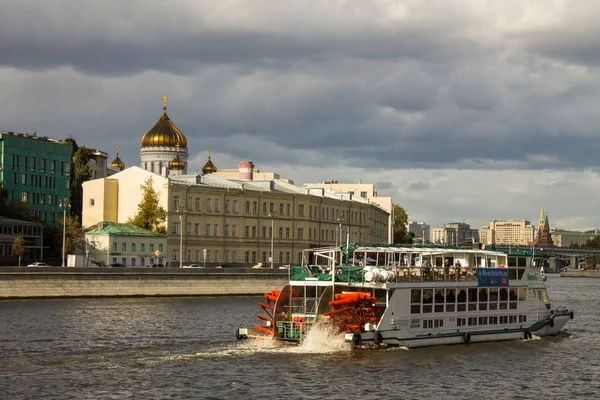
(0, 131), (72, 225)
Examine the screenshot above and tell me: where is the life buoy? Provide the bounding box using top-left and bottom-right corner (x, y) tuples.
(524, 331), (532, 340)
(374, 332), (383, 345)
(548, 319), (554, 328)
(235, 328), (244, 340)
(352, 333), (362, 346)
(463, 332), (471, 344)
(570, 311), (574, 320)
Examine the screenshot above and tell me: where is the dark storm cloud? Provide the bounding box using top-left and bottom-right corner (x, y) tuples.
(2, 0), (600, 176)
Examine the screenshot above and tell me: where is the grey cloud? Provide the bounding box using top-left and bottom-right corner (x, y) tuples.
(408, 181), (430, 191)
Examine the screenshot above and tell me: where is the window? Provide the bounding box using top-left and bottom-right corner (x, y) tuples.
(279, 252), (283, 263)
(214, 199), (219, 212)
(262, 226), (267, 238)
(90, 198), (95, 206)
(213, 224), (218, 237)
(122, 258), (127, 266)
(159, 244), (163, 252)
(224, 225), (229, 237)
(150, 243), (154, 252)
(245, 251), (250, 262)
(232, 225), (237, 237)
(232, 200), (238, 213)
(122, 243), (126, 251)
(270, 202), (274, 212)
(112, 242), (117, 251)
(141, 243), (145, 252)
(253, 201), (257, 214)
(194, 223), (199, 235)
(172, 222), (179, 235)
(286, 227), (290, 239)
(131, 258), (136, 266)
(206, 224), (211, 236)
(286, 204), (290, 216)
(245, 201), (251, 213)
(361, 191), (367, 198)
(225, 200), (230, 212)
(279, 203), (284, 215)
(252, 226), (256, 238)
(245, 225), (250, 237)
(232, 251), (237, 262)
(279, 227), (283, 239)
(173, 196), (180, 208)
(195, 197), (200, 210)
(263, 202), (267, 214)
(207, 199), (212, 211)
(131, 243), (136, 252)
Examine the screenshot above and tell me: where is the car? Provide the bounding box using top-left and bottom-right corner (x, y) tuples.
(108, 263), (126, 268)
(182, 264), (203, 268)
(27, 262), (50, 267)
(215, 263), (232, 269)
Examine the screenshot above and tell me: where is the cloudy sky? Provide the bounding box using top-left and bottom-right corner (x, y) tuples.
(2, 0), (600, 230)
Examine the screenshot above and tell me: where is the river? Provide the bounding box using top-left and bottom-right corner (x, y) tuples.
(0, 275), (598, 399)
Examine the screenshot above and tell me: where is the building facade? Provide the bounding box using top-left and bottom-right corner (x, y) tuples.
(82, 166), (390, 266)
(0, 131), (72, 224)
(479, 220), (535, 246)
(550, 229), (598, 247)
(408, 221), (430, 243)
(533, 203), (554, 247)
(85, 222), (167, 267)
(432, 222), (478, 246)
(0, 217), (44, 264)
(302, 181), (393, 243)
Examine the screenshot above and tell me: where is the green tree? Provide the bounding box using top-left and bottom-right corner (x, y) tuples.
(59, 215), (86, 262)
(70, 145), (90, 220)
(127, 177), (167, 234)
(13, 234), (25, 267)
(392, 204), (412, 244)
(586, 235), (600, 248)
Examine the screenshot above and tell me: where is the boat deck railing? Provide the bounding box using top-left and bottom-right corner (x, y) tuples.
(276, 320), (313, 341)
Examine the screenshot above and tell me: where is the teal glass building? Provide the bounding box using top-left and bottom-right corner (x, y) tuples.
(0, 131), (72, 225)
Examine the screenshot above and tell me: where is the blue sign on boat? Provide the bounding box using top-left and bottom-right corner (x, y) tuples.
(477, 268), (509, 287)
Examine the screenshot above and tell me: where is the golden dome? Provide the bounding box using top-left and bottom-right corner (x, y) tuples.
(202, 150), (217, 174)
(169, 153), (185, 171)
(110, 145), (125, 171)
(140, 95), (188, 149)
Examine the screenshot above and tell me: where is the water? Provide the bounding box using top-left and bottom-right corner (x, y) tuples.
(1, 275), (599, 399)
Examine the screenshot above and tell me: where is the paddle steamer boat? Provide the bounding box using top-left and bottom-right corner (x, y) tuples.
(236, 244), (573, 348)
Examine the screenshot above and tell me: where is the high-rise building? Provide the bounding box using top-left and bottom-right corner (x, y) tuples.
(479, 220), (535, 246)
(0, 131), (72, 224)
(408, 221), (430, 243)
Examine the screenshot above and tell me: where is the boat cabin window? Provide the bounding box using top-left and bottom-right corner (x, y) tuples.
(445, 289), (456, 312)
(518, 288), (527, 301)
(411, 289), (421, 314)
(457, 289), (467, 312)
(468, 288), (477, 311)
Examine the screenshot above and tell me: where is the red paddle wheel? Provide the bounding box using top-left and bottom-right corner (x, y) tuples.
(255, 289), (280, 336)
(325, 292), (379, 333)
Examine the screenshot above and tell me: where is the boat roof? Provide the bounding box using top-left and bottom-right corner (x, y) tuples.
(311, 244), (506, 257)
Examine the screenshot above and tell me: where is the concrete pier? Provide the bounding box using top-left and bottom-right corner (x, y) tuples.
(0, 267), (289, 299)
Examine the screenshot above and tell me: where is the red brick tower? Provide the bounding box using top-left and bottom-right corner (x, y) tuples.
(534, 202), (554, 247)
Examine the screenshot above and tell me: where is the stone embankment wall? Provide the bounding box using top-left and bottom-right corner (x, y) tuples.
(0, 268), (290, 299)
(560, 270), (600, 278)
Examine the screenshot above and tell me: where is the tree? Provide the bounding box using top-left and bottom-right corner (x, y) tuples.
(59, 215), (86, 259)
(392, 204), (412, 244)
(127, 177), (167, 234)
(70, 145), (90, 219)
(586, 235), (600, 248)
(13, 234), (25, 267)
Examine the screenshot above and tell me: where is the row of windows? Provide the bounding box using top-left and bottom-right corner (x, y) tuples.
(109, 242), (164, 253)
(111, 256), (164, 267)
(14, 173), (63, 190)
(172, 196), (367, 224)
(172, 222), (366, 242)
(410, 287), (528, 314)
(172, 248), (305, 264)
(0, 224), (43, 236)
(11, 155), (69, 176)
(21, 191), (68, 205)
(421, 315), (528, 330)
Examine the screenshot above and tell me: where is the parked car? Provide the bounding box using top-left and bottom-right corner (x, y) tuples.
(108, 263), (126, 268)
(27, 262), (50, 267)
(215, 264), (232, 269)
(182, 264), (203, 268)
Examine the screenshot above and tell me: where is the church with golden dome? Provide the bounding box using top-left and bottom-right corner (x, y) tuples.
(139, 95), (189, 176)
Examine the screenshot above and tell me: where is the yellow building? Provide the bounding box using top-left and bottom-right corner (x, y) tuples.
(302, 181), (393, 243)
(478, 220), (535, 246)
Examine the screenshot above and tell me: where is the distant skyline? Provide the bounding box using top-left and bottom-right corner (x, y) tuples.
(1, 1), (599, 230)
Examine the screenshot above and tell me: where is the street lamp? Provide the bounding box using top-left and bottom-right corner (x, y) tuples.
(269, 211), (276, 269)
(59, 197), (70, 267)
(177, 204), (186, 267)
(336, 216), (345, 266)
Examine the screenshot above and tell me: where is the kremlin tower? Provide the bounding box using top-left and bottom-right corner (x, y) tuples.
(533, 202), (554, 247)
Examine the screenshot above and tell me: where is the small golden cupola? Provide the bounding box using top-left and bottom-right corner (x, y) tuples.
(202, 149), (218, 175)
(140, 95), (188, 149)
(169, 145), (186, 172)
(110, 145), (125, 171)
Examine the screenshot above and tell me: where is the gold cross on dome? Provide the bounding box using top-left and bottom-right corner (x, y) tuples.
(115, 145), (120, 155)
(163, 94), (168, 110)
(208, 149), (212, 158)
